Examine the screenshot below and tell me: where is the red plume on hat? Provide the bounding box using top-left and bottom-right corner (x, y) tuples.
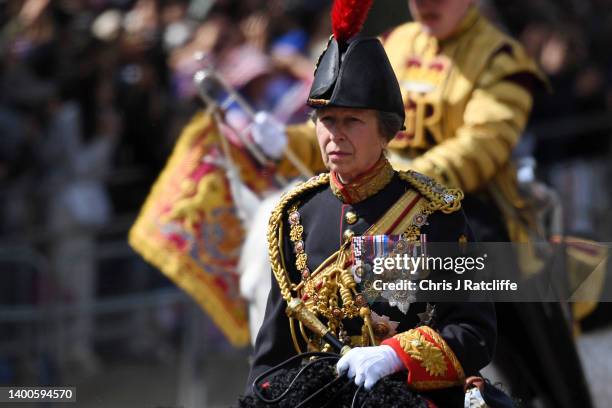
(308, 0), (403, 124)
(331, 0), (374, 43)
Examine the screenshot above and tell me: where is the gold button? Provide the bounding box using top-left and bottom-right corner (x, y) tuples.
(343, 229), (355, 242)
(345, 211), (358, 225)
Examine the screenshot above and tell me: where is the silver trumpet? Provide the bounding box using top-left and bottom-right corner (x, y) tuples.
(192, 60), (313, 187)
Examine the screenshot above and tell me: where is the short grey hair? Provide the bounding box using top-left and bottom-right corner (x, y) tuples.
(376, 111), (404, 142)
(310, 109), (403, 142)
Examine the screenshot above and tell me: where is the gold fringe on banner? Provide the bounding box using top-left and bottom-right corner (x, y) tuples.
(129, 111), (276, 347)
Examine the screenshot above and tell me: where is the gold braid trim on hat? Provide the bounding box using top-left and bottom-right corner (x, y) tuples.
(307, 98), (330, 107)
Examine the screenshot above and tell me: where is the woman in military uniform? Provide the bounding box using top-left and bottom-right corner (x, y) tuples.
(246, 6), (496, 404)
(255, 1), (591, 406)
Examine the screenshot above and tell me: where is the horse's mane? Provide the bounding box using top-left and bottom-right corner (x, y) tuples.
(238, 356), (429, 408)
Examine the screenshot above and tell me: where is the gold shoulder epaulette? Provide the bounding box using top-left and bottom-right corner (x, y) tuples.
(274, 173), (330, 215)
(267, 173), (330, 302)
(398, 170), (464, 214)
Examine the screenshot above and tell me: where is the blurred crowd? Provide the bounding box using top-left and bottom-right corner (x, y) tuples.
(494, 0), (612, 237)
(0, 0), (335, 385)
(0, 0), (611, 387)
(1, 0), (611, 238)
(0, 0), (334, 238)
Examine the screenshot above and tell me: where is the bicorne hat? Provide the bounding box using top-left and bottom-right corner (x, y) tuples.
(307, 0), (405, 125)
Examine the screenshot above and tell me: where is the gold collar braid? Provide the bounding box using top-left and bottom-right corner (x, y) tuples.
(330, 156), (395, 204)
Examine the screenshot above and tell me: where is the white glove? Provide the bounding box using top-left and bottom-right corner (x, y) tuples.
(251, 111), (287, 160)
(337, 345), (404, 390)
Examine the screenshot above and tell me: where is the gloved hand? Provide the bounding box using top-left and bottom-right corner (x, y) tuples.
(337, 345), (404, 390)
(251, 111), (287, 160)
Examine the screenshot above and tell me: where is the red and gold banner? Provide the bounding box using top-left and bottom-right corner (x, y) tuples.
(129, 111), (276, 347)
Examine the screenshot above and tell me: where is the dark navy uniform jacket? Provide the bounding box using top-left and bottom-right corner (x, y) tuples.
(247, 172), (497, 402)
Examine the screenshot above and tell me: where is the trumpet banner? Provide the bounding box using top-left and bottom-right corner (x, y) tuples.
(129, 111), (276, 347)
